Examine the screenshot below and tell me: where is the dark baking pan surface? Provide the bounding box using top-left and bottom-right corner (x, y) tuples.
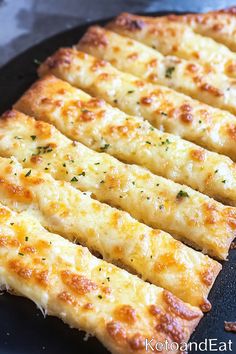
(0, 13), (235, 354)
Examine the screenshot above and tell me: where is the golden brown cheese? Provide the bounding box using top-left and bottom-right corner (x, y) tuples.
(0, 111), (235, 260)
(165, 8), (236, 52)
(37, 53), (236, 206)
(108, 13), (236, 78)
(77, 26), (236, 160)
(0, 202), (202, 354)
(0, 156), (222, 307)
(107, 13), (236, 115)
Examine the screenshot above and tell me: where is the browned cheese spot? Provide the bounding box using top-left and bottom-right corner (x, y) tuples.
(203, 202), (218, 224)
(200, 269), (214, 286)
(8, 259), (33, 279)
(0, 178), (32, 202)
(200, 299), (212, 312)
(114, 304), (137, 325)
(30, 155), (43, 164)
(227, 124), (236, 140)
(127, 52), (138, 60)
(113, 13), (144, 32)
(179, 104), (193, 123)
(186, 63), (198, 73)
(80, 27), (108, 47)
(128, 333), (146, 350)
(42, 48), (73, 70)
(106, 321), (127, 343)
(140, 96), (153, 105)
(155, 312), (185, 343)
(163, 290), (201, 320)
(61, 270), (98, 295)
(58, 290), (77, 306)
(199, 83), (223, 97)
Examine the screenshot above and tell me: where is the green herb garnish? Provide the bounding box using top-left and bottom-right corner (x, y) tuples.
(165, 66), (175, 78)
(176, 190), (189, 199)
(71, 176), (78, 182)
(100, 144), (110, 151)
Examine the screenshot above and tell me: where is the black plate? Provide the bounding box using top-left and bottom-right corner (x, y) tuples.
(0, 13), (236, 354)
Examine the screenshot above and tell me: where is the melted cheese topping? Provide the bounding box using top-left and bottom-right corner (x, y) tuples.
(165, 9), (236, 52)
(0, 111), (234, 260)
(0, 202), (202, 353)
(108, 13), (236, 78)
(36, 52), (236, 206)
(107, 13), (236, 115)
(77, 26), (236, 160)
(0, 156), (221, 307)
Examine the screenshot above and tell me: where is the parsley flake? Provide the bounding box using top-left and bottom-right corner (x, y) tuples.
(78, 171), (86, 176)
(100, 144), (110, 151)
(25, 170), (31, 177)
(71, 176), (78, 182)
(176, 190), (189, 199)
(165, 66), (175, 78)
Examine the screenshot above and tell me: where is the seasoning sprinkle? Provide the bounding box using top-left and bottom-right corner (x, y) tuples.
(71, 176), (78, 182)
(176, 190), (189, 199)
(25, 170), (31, 177)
